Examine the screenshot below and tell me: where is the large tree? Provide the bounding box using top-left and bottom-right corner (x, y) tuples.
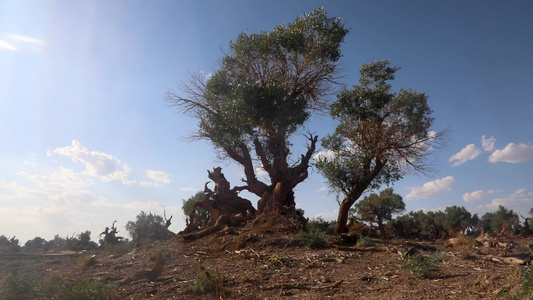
(168, 8), (348, 217)
(354, 188), (405, 237)
(316, 60), (446, 234)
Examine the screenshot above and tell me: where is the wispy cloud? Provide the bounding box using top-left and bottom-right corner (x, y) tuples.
(463, 189), (503, 202)
(180, 187), (196, 192)
(146, 170), (172, 184)
(0, 40), (18, 51)
(255, 166), (268, 177)
(481, 135), (496, 152)
(50, 140), (136, 185)
(315, 209), (338, 221)
(405, 176), (454, 200)
(481, 188), (532, 209)
(313, 150), (336, 162)
(488, 143), (533, 163)
(449, 144), (482, 166)
(8, 34), (47, 46)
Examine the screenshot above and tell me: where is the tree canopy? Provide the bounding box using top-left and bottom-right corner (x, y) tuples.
(168, 8), (348, 217)
(354, 188), (405, 237)
(182, 191), (212, 226)
(316, 60), (446, 233)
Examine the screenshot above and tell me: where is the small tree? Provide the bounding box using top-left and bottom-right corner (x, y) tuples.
(481, 205), (518, 235)
(24, 237), (46, 252)
(126, 211), (171, 242)
(316, 60), (446, 233)
(182, 191), (212, 226)
(354, 188), (405, 237)
(442, 206), (474, 235)
(45, 234), (67, 251)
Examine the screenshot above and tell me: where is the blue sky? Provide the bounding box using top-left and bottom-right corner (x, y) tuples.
(1, 0), (532, 242)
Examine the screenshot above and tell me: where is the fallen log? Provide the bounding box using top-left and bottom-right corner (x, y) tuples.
(183, 215), (230, 240)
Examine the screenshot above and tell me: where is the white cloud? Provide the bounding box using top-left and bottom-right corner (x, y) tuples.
(317, 187), (327, 192)
(0, 40), (18, 51)
(449, 144), (482, 166)
(8, 34), (47, 46)
(482, 188), (532, 209)
(255, 167), (268, 177)
(481, 135), (496, 152)
(488, 143), (533, 163)
(146, 170), (172, 184)
(180, 187), (196, 192)
(51, 140), (136, 185)
(313, 150), (336, 162)
(405, 176), (454, 200)
(463, 189), (503, 202)
(315, 210), (338, 221)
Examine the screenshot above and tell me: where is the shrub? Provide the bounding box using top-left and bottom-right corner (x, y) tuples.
(400, 252), (443, 278)
(63, 278), (116, 300)
(357, 235), (376, 247)
(0, 272), (115, 300)
(184, 264), (223, 296)
(297, 229), (327, 249)
(505, 268), (533, 299)
(0, 271), (39, 300)
(306, 217), (335, 234)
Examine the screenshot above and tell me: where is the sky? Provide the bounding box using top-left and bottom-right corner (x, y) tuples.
(0, 0), (532, 243)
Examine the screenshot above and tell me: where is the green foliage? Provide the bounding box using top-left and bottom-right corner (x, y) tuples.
(79, 231), (98, 250)
(62, 278), (116, 300)
(297, 217), (334, 248)
(297, 229), (327, 249)
(357, 235), (376, 247)
(392, 206), (478, 239)
(442, 206), (474, 234)
(182, 191), (212, 226)
(105, 240), (135, 257)
(197, 7), (348, 150)
(481, 205), (518, 233)
(45, 234), (67, 252)
(169, 8), (348, 210)
(306, 216), (335, 234)
(126, 211), (170, 242)
(505, 268), (533, 299)
(0, 271), (39, 299)
(0, 235), (21, 252)
(184, 264), (222, 295)
(0, 271), (115, 300)
(316, 60), (444, 233)
(317, 60), (440, 195)
(400, 252), (443, 278)
(355, 188), (405, 236)
(23, 236), (46, 252)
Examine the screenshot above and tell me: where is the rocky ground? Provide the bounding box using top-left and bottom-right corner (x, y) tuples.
(1, 226), (533, 299)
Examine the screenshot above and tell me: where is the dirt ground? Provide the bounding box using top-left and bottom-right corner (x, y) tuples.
(1, 227), (532, 299)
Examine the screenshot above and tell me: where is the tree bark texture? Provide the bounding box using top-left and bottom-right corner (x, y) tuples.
(186, 167), (256, 233)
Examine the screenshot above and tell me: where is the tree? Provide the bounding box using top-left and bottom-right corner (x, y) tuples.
(442, 206), (474, 235)
(24, 237), (46, 252)
(126, 211), (171, 242)
(354, 188), (405, 237)
(316, 60), (445, 233)
(481, 205), (518, 235)
(168, 8), (348, 220)
(182, 191), (212, 226)
(99, 221), (124, 246)
(45, 234), (66, 251)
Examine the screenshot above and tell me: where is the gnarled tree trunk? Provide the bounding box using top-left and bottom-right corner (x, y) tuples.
(183, 167), (256, 239)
